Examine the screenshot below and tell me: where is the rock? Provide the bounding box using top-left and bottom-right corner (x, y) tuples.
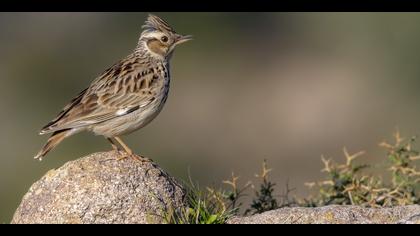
(227, 205), (420, 224)
(12, 151), (186, 224)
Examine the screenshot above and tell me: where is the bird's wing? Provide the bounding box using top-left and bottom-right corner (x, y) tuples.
(40, 58), (164, 134)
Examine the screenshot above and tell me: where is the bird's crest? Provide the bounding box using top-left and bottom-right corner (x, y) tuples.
(142, 14), (175, 34)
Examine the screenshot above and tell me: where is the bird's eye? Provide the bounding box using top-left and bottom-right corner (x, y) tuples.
(161, 36), (168, 43)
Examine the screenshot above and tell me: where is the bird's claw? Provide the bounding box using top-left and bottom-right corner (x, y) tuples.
(116, 152), (152, 162)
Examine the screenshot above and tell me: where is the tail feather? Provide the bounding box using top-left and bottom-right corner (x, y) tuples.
(34, 129), (72, 161)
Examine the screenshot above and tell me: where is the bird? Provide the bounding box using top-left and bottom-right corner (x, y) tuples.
(34, 14), (192, 161)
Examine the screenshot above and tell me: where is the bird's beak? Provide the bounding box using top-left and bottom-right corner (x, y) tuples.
(174, 34), (193, 45)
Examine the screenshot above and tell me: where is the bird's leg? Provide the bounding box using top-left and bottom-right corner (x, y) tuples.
(107, 137), (120, 151)
(113, 136), (151, 162)
(114, 136), (133, 156)
(99, 137), (125, 163)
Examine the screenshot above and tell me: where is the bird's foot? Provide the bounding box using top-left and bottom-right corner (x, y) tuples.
(116, 151), (153, 162)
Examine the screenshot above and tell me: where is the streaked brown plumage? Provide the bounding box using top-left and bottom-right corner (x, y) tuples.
(34, 14), (192, 160)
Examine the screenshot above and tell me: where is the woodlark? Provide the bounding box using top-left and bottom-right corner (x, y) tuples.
(34, 14), (192, 161)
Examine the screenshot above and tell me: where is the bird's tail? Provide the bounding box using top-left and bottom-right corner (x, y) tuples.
(34, 129), (72, 161)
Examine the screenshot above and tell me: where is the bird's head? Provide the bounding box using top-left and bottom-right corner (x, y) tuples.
(138, 14), (192, 60)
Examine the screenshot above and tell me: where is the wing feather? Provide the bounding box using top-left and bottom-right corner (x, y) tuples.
(40, 55), (163, 134)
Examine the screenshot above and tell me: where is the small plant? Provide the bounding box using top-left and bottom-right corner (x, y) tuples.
(303, 148), (376, 206)
(222, 172), (252, 213)
(246, 160), (299, 215)
(163, 173), (250, 224)
(245, 160), (279, 215)
(304, 130), (420, 207)
(379, 131), (420, 205)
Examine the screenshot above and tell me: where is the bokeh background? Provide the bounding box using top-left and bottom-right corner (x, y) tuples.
(1, 12), (420, 222)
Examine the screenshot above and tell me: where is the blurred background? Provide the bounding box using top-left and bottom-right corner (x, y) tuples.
(1, 12), (420, 222)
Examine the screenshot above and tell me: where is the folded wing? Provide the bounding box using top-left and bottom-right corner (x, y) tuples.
(40, 57), (161, 135)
